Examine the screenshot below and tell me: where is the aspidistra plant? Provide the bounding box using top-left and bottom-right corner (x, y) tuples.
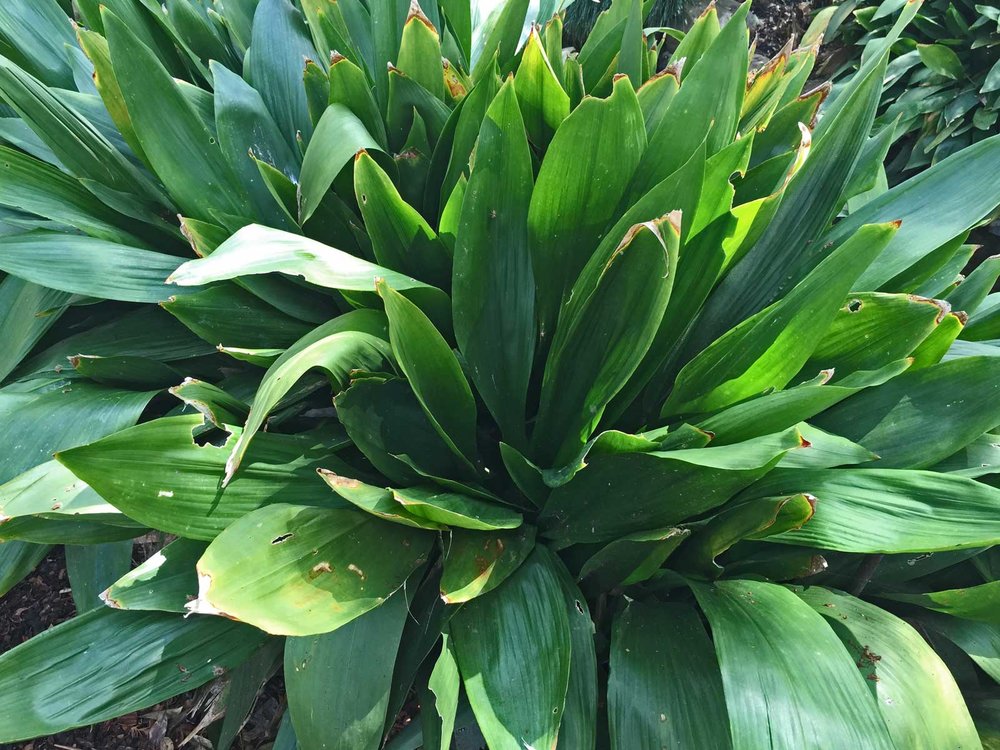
(1, 0), (1000, 748)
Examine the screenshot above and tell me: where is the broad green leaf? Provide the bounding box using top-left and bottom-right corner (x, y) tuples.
(0, 382), (155, 484)
(578, 527), (690, 595)
(0, 540), (49, 598)
(163, 283), (315, 349)
(513, 26), (569, 148)
(0, 608), (268, 743)
(245, 0), (317, 151)
(802, 293), (945, 377)
(386, 67), (451, 152)
(65, 540), (133, 614)
(947, 255), (1000, 317)
(925, 615), (1000, 684)
(439, 70), (499, 217)
(168, 224), (450, 325)
(814, 355), (1000, 468)
(540, 428), (804, 543)
(747, 467), (1000, 553)
(693, 579), (895, 750)
(298, 104), (380, 223)
(777, 423), (879, 469)
(470, 0), (530, 80)
(70, 354), (181, 390)
(0, 0), (77, 88)
(397, 3), (445, 100)
(103, 537), (206, 612)
(57, 415), (354, 540)
(285, 592), (408, 750)
(547, 544), (597, 750)
(211, 61), (300, 228)
(932, 432), (1000, 478)
(0, 460), (121, 527)
(378, 280), (476, 463)
(103, 9), (251, 223)
(609, 601), (731, 750)
(889, 580), (1000, 624)
(329, 54), (388, 148)
(427, 634), (461, 750)
(527, 74), (645, 340)
(319, 471), (445, 529)
(690, 48), (889, 349)
(673, 493), (815, 577)
(663, 222), (899, 417)
(533, 214), (679, 466)
(170, 379), (250, 429)
(632, 1), (749, 196)
(834, 134), (1000, 289)
(440, 526), (536, 603)
(392, 486), (521, 530)
(0, 144), (145, 245)
(191, 503), (433, 635)
(355, 151), (451, 287)
(697, 361), (910, 445)
(917, 43), (964, 79)
(666, 2), (720, 73)
(451, 548), (571, 750)
(453, 78), (535, 446)
(0, 231), (196, 303)
(799, 587), (980, 749)
(0, 55), (166, 205)
(223, 311), (392, 484)
(335, 376), (472, 486)
(0, 276), (69, 381)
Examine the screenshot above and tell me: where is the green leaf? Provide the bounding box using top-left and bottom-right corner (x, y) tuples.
(245, 0), (317, 151)
(451, 548), (571, 750)
(0, 231), (196, 303)
(329, 54), (388, 147)
(0, 540), (49, 598)
(103, 537), (206, 612)
(0, 144), (145, 245)
(191, 503), (433, 635)
(427, 634), (461, 750)
(690, 48), (889, 349)
(693, 579), (895, 750)
(802, 293), (946, 377)
(533, 214), (679, 466)
(298, 103), (381, 223)
(814, 355), (1000, 468)
(377, 280), (477, 464)
(0, 608), (269, 743)
(0, 276), (69, 381)
(833, 134), (1000, 289)
(917, 43), (964, 79)
(540, 428), (803, 543)
(889, 580), (1000, 624)
(527, 74), (645, 340)
(0, 0), (77, 88)
(319, 471), (446, 529)
(578, 527), (690, 596)
(168, 224), (450, 326)
(355, 151), (451, 287)
(285, 591), (408, 750)
(397, 4), (445, 100)
(746, 468), (1000, 553)
(798, 587), (980, 749)
(103, 9), (251, 222)
(388, 486), (520, 531)
(65, 540), (133, 613)
(609, 601), (731, 750)
(632, 1), (748, 197)
(57, 415), (353, 540)
(453, 77), (535, 446)
(924, 615), (1000, 684)
(440, 526), (537, 603)
(211, 61), (300, 229)
(0, 382), (155, 484)
(697, 361), (910, 445)
(471, 0), (530, 80)
(663, 222), (899, 418)
(223, 311), (392, 484)
(513, 26), (569, 148)
(932, 432), (1000, 478)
